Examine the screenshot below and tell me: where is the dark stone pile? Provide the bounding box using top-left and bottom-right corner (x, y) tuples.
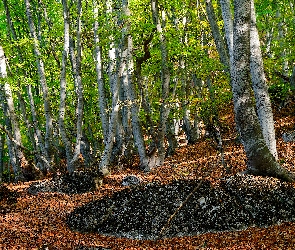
(0, 184), (19, 214)
(27, 171), (102, 195)
(67, 174), (295, 240)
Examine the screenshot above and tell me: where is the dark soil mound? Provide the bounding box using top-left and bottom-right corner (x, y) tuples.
(0, 184), (19, 214)
(67, 175), (295, 240)
(28, 171), (102, 195)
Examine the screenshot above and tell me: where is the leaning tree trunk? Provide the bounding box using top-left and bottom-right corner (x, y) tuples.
(25, 0), (53, 168)
(232, 0), (294, 182)
(205, 0), (230, 72)
(221, 0), (278, 159)
(250, 0), (278, 160)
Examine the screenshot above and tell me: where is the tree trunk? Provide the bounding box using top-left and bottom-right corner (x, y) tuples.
(151, 0), (171, 166)
(59, 0), (74, 173)
(219, 0), (234, 76)
(25, 0), (53, 167)
(206, 0), (230, 72)
(250, 0), (278, 160)
(93, 2), (109, 144)
(232, 0), (294, 182)
(69, 0), (84, 170)
(0, 46), (25, 180)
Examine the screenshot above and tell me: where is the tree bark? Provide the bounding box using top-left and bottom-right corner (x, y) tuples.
(69, 0), (84, 170)
(206, 0), (230, 72)
(93, 2), (109, 144)
(250, 0), (278, 160)
(232, 0), (294, 182)
(25, 0), (53, 167)
(0, 46), (25, 180)
(151, 0), (171, 166)
(59, 0), (74, 173)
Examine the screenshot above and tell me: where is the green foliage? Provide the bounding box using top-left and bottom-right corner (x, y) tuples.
(268, 82), (291, 105)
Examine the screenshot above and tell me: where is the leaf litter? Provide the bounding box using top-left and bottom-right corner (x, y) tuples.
(1, 103), (295, 249)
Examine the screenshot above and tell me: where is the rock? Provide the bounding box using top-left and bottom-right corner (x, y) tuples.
(67, 175), (295, 240)
(282, 131), (295, 142)
(28, 170), (103, 195)
(122, 175), (141, 186)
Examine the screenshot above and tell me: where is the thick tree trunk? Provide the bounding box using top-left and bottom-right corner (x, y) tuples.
(232, 0), (294, 182)
(250, 0), (278, 160)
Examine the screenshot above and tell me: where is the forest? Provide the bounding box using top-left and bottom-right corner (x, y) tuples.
(0, 0), (295, 249)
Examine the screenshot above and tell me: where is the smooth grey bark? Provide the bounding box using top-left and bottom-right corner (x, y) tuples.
(69, 0), (84, 170)
(99, 56), (123, 175)
(250, 0), (278, 160)
(219, 0), (234, 75)
(25, 0), (53, 167)
(0, 46), (24, 179)
(3, 0), (50, 171)
(206, 0), (230, 71)
(220, 0), (278, 159)
(151, 0), (171, 166)
(59, 0), (74, 173)
(121, 0), (157, 171)
(93, 2), (109, 144)
(99, 0), (120, 176)
(232, 0), (294, 182)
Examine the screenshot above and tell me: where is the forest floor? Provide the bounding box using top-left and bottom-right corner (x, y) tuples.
(1, 101), (295, 249)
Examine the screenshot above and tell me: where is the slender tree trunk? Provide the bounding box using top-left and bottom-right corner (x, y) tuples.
(232, 0), (294, 182)
(250, 0), (278, 160)
(93, 2), (109, 144)
(25, 0), (53, 168)
(98, 0), (121, 174)
(151, 0), (171, 166)
(0, 46), (24, 180)
(219, 0), (234, 76)
(59, 0), (74, 173)
(206, 0), (230, 71)
(4, 0), (50, 171)
(121, 0), (157, 171)
(99, 58), (123, 175)
(69, 0), (84, 170)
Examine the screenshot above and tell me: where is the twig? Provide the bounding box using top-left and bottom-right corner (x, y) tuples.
(158, 179), (204, 238)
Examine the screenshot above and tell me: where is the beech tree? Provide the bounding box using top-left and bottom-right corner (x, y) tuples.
(0, 0), (294, 181)
(231, 0), (294, 181)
